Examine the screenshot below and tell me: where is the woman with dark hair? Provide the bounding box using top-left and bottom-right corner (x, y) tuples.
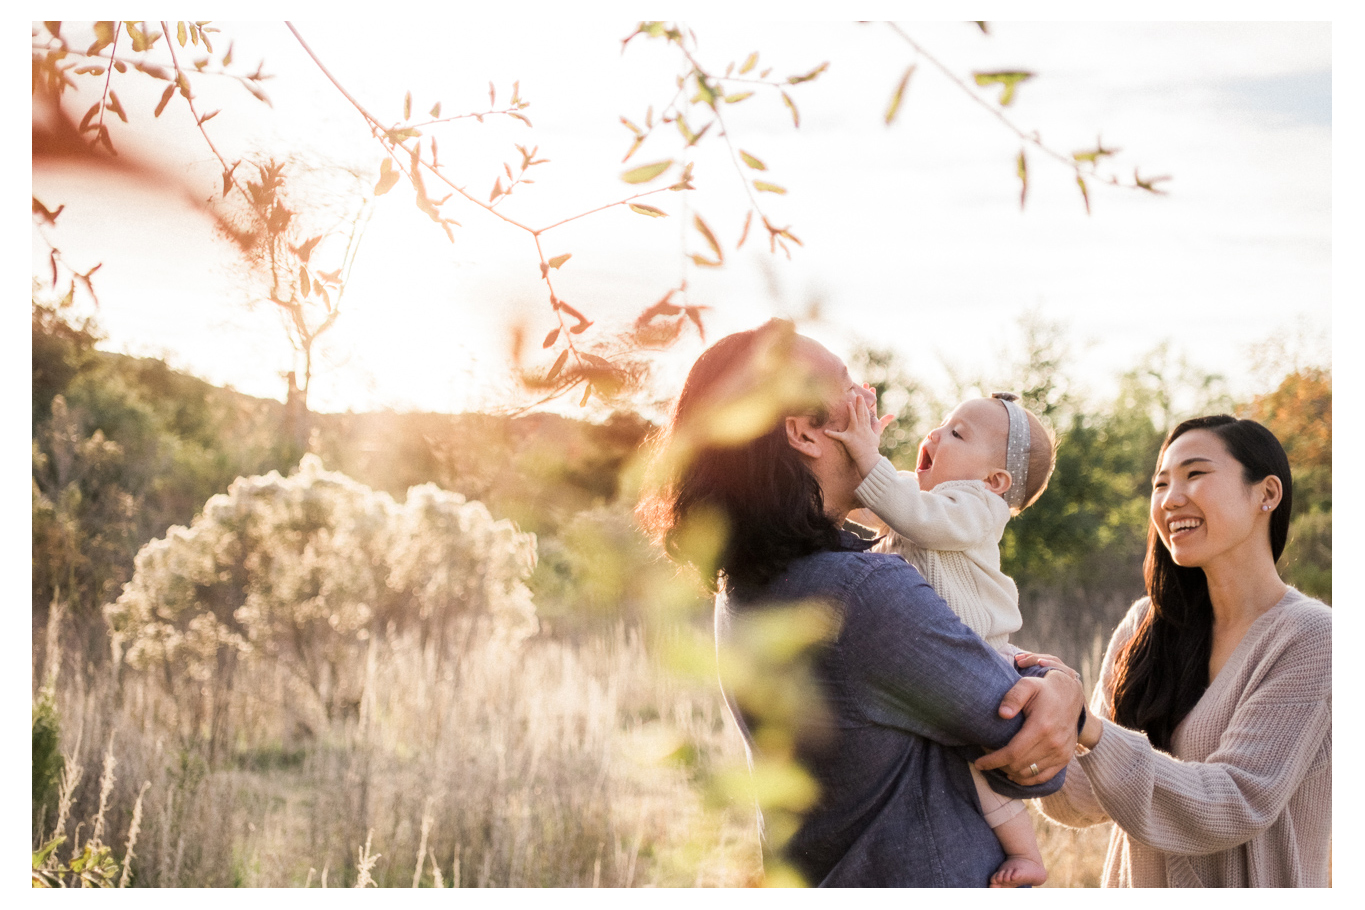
(638, 320), (1089, 886)
(1030, 415), (1331, 886)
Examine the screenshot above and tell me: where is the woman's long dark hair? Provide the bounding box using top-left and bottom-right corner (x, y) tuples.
(1111, 415), (1293, 751)
(636, 320), (842, 593)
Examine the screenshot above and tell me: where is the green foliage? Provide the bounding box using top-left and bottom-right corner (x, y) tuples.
(32, 300), (303, 666)
(32, 693), (64, 842)
(32, 836), (119, 888)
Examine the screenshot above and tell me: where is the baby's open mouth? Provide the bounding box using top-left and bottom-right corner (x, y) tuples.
(917, 446), (933, 472)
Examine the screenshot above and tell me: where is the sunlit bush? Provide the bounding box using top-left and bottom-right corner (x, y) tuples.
(105, 455), (537, 747)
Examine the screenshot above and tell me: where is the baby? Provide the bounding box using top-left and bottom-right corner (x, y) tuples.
(826, 390), (1056, 888)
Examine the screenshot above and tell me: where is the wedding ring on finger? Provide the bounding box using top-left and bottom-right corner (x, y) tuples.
(1028, 763), (1040, 777)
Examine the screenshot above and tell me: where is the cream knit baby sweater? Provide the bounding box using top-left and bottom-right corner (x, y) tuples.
(1038, 588), (1332, 887)
(854, 457), (1020, 650)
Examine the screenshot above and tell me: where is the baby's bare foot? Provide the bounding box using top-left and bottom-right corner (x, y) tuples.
(988, 856), (1047, 888)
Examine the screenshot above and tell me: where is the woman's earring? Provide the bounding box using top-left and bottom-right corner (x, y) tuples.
(1262, 504), (1271, 511)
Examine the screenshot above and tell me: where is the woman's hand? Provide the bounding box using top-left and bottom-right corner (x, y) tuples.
(974, 669), (1085, 784)
(1014, 651), (1082, 683)
(823, 393), (893, 478)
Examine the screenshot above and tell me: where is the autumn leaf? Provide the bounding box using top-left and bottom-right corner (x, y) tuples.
(630, 203), (668, 217)
(374, 158), (399, 195)
(694, 215), (723, 262)
(753, 181), (787, 195)
(543, 328), (560, 348)
(548, 253), (572, 269)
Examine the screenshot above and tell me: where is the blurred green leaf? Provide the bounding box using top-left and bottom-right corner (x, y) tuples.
(621, 159), (673, 184)
(885, 65), (916, 125)
(739, 150), (766, 171)
(753, 181), (786, 195)
(781, 92), (799, 128)
(740, 51), (758, 74)
(629, 203), (668, 217)
(1017, 149), (1028, 210)
(973, 70), (1034, 106)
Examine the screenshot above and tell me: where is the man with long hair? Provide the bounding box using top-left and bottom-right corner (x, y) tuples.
(638, 320), (1087, 886)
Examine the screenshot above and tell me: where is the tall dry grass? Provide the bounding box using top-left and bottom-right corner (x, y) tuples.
(39, 617), (761, 887)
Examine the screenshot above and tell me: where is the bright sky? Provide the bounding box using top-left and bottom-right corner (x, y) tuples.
(31, 18), (1334, 422)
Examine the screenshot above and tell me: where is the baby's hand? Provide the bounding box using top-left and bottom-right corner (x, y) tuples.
(823, 393), (892, 478)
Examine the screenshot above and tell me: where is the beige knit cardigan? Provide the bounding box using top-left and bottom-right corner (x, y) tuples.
(1038, 587), (1332, 887)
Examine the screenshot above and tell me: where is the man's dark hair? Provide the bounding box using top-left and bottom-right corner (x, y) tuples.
(637, 319), (842, 593)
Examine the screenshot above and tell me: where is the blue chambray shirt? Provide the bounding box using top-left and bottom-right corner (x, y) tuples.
(716, 531), (1065, 887)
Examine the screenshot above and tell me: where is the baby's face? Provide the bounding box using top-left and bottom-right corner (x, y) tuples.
(915, 398), (1009, 491)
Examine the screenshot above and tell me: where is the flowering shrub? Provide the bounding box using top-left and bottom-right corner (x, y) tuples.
(105, 455), (537, 741)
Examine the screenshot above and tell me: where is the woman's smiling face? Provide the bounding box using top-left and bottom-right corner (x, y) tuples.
(1150, 428), (1268, 570)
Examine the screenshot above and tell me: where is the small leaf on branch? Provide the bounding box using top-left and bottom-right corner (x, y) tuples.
(725, 91), (754, 104)
(154, 84), (175, 117)
(684, 305), (708, 340)
(548, 349), (569, 382)
(740, 52), (758, 74)
(972, 71), (1034, 107)
(489, 82), (496, 106)
(739, 150), (766, 171)
(621, 159), (674, 184)
(177, 21), (187, 47)
(548, 253), (572, 269)
(543, 328), (560, 348)
(689, 254), (722, 268)
(429, 101), (441, 117)
(89, 21), (116, 56)
(509, 112), (532, 127)
(580, 383), (592, 407)
(885, 65), (916, 125)
(622, 136), (645, 162)
(79, 102), (100, 133)
(299, 266), (311, 292)
(787, 62), (829, 85)
(555, 299), (588, 324)
(620, 116), (642, 136)
(753, 181), (787, 195)
(1133, 169), (1171, 194)
(1017, 149), (1028, 210)
(737, 210), (753, 249)
(490, 177), (504, 202)
(694, 215), (723, 261)
(403, 91), (412, 120)
(1073, 141), (1119, 164)
(198, 109), (219, 125)
(1076, 175), (1091, 215)
(630, 203), (668, 217)
(781, 91), (800, 128)
(107, 91), (128, 123)
(569, 317), (592, 334)
(374, 158), (399, 195)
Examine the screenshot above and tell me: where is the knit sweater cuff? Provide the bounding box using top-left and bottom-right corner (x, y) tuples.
(1076, 717), (1150, 795)
(855, 456), (907, 509)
